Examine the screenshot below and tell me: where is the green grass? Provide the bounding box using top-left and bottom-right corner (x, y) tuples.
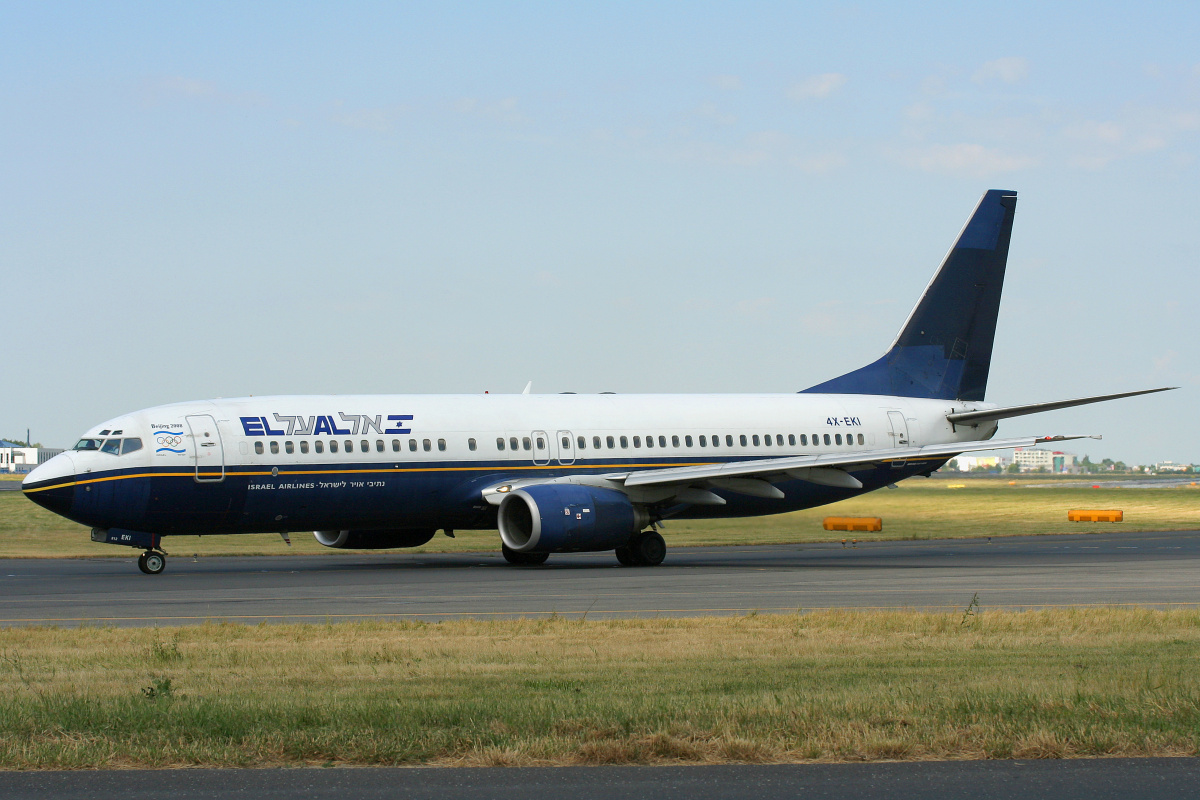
(0, 609), (1198, 767)
(3, 478), (1197, 558)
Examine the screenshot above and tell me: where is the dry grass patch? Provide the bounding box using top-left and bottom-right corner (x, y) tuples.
(0, 609), (1198, 768)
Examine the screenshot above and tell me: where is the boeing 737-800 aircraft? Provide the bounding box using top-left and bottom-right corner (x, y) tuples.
(23, 190), (1172, 574)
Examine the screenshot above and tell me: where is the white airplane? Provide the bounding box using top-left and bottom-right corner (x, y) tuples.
(23, 190), (1172, 574)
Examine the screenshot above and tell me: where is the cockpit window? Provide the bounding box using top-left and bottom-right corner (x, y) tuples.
(74, 439), (101, 451)
(100, 439), (121, 455)
(121, 438), (143, 455)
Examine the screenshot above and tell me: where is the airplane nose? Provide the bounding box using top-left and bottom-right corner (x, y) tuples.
(22, 452), (77, 517)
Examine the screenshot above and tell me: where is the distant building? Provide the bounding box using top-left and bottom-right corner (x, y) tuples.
(1013, 447), (1077, 473)
(1154, 461), (1195, 473)
(0, 440), (64, 474)
(954, 455), (1010, 471)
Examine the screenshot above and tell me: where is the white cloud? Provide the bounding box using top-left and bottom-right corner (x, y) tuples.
(902, 143), (1036, 177)
(788, 73), (847, 100)
(712, 74), (742, 91)
(329, 103), (406, 133)
(695, 101), (737, 126)
(973, 57), (1029, 85)
(143, 76), (267, 108)
(1064, 120), (1124, 144)
(787, 152), (847, 173)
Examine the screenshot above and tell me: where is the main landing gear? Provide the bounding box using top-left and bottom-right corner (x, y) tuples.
(615, 530), (666, 567)
(502, 544), (550, 566)
(137, 551), (166, 575)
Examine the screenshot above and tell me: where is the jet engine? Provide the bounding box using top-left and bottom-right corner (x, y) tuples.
(498, 484), (648, 553)
(313, 529), (437, 549)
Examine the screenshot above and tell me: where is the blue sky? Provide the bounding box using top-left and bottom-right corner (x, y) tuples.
(2, 2), (1197, 464)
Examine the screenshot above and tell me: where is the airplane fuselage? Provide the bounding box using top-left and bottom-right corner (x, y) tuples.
(23, 392), (997, 538)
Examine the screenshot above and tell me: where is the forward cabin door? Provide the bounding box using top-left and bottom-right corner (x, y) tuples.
(556, 430), (575, 465)
(186, 414), (225, 482)
(887, 411), (909, 469)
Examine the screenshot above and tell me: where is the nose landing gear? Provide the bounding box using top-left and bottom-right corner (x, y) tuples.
(137, 551), (166, 575)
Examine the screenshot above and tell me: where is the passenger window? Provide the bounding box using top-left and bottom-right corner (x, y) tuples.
(254, 441), (264, 455)
(777, 434), (784, 446)
(813, 433), (820, 445)
(331, 440), (339, 453)
(658, 436), (667, 448)
(411, 439), (419, 452)
(788, 434), (796, 446)
(121, 438), (143, 455)
(633, 436), (641, 448)
(285, 441), (294, 454)
(606, 436), (615, 449)
(360, 439), (369, 452)
(711, 435), (719, 448)
(424, 439), (432, 452)
(562, 436), (570, 449)
(100, 439), (121, 455)
(739, 435), (747, 446)
(685, 435), (693, 447)
(536, 437), (545, 449)
(393, 439), (401, 452)
(594, 436), (602, 449)
(577, 436), (586, 450)
(800, 434), (807, 446)
(823, 434), (831, 446)
(522, 437), (531, 451)
(763, 435), (771, 447)
(438, 439), (446, 451)
(376, 440), (384, 452)
(671, 435), (680, 447)
(699, 435), (707, 447)
(345, 440), (354, 453)
(270, 441), (280, 454)
(858, 433), (865, 445)
(497, 438), (505, 451)
(620, 436), (628, 448)
(315, 440), (324, 454)
(726, 435), (734, 447)
(835, 433), (842, 445)
(300, 441), (309, 454)
(645, 435), (654, 448)
(752, 435), (760, 446)
(510, 437), (519, 451)
(469, 438), (477, 451)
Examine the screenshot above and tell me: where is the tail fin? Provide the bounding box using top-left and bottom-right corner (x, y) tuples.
(803, 189), (1017, 401)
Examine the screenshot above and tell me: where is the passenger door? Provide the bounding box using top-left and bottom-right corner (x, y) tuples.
(185, 414), (225, 482)
(887, 411), (908, 469)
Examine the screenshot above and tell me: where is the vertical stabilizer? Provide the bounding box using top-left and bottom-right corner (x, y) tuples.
(802, 189), (1017, 401)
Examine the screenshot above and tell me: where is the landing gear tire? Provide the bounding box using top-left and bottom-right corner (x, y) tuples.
(615, 545), (637, 566)
(630, 531), (666, 566)
(502, 544), (549, 566)
(138, 551), (166, 575)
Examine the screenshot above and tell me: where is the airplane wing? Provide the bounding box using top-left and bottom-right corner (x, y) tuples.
(482, 434), (1096, 506)
(604, 434), (1094, 494)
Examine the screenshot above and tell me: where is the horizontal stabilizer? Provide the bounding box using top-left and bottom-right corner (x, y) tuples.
(946, 387), (1176, 426)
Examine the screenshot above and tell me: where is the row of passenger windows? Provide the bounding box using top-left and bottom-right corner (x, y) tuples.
(497, 432), (866, 451)
(253, 438), (449, 456)
(250, 431), (867, 457)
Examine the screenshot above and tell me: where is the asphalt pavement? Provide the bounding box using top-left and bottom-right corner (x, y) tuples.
(2, 529), (1198, 626)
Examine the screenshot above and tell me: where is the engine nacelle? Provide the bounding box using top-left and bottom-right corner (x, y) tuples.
(313, 529), (437, 549)
(498, 484), (648, 553)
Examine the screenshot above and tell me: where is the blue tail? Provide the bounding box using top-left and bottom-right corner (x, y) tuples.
(802, 189), (1017, 402)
